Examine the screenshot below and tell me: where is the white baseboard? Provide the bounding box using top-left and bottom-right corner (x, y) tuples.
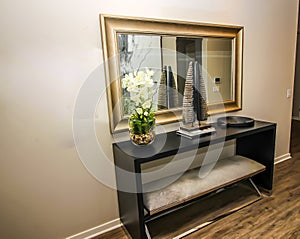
(275, 153), (292, 164)
(66, 218), (121, 239)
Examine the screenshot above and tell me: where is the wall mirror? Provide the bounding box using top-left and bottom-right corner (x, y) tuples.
(100, 14), (243, 133)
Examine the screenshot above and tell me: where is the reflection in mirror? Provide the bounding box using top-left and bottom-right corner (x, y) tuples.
(118, 34), (161, 78)
(118, 34), (161, 115)
(204, 38), (233, 104)
(118, 34), (235, 115)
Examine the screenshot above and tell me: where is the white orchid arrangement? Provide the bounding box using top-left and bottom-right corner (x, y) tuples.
(122, 68), (156, 134)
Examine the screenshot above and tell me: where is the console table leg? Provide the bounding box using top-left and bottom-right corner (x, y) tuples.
(236, 127), (276, 191)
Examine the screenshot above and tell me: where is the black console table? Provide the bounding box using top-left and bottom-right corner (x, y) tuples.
(113, 120), (276, 239)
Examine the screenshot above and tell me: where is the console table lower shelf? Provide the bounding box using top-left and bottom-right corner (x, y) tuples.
(142, 156), (265, 238)
(143, 155), (265, 216)
(146, 179), (261, 239)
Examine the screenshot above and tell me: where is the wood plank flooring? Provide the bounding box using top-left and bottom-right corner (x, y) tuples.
(96, 121), (300, 239)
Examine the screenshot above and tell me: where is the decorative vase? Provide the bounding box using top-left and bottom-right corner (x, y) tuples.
(129, 116), (156, 146)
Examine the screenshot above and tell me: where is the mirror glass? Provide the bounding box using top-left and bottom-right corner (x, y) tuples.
(100, 15), (243, 133)
(118, 33), (234, 116)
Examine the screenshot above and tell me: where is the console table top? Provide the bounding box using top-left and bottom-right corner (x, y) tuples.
(113, 120), (276, 163)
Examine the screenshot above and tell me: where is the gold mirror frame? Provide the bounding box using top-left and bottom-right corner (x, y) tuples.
(100, 14), (243, 133)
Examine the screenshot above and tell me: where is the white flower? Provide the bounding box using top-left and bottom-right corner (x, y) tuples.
(139, 87), (149, 99)
(142, 100), (152, 109)
(144, 111), (149, 116)
(131, 93), (142, 106)
(122, 68), (157, 114)
(136, 108), (143, 115)
(146, 68), (154, 77)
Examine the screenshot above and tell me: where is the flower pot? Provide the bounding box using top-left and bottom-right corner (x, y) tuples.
(129, 116), (155, 146)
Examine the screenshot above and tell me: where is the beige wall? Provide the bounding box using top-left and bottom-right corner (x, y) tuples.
(0, 0), (298, 238)
(205, 38), (232, 103)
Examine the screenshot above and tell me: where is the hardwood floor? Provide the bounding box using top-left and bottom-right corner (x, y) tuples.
(96, 121), (300, 239)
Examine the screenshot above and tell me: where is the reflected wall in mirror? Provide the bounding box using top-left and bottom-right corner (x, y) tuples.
(100, 14), (243, 133)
